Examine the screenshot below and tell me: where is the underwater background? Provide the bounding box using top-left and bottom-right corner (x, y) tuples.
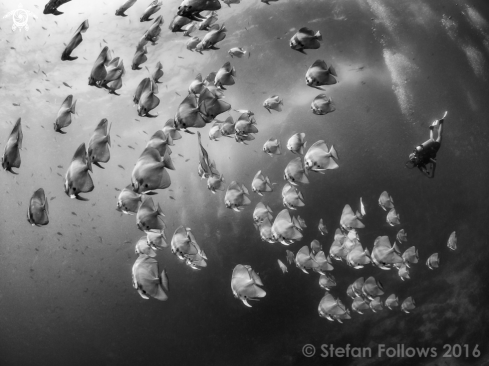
(1, 0), (489, 365)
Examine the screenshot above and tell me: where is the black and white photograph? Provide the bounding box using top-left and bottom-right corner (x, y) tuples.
(0, 0), (488, 365)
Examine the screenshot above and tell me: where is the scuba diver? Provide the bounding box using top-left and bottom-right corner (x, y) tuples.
(406, 111), (447, 178)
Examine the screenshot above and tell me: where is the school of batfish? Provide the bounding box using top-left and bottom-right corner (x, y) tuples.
(2, 0), (458, 321)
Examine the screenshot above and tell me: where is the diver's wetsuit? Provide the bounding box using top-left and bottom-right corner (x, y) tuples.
(408, 112), (446, 178)
(413, 140), (440, 178)
(418, 140), (440, 162)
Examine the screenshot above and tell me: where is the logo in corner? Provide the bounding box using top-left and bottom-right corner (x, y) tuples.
(3, 4), (37, 32)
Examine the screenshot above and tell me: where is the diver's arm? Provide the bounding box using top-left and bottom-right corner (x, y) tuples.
(418, 163), (434, 178)
(424, 162), (436, 178)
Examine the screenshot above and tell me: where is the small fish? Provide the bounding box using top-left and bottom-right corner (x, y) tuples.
(61, 20), (89, 61)
(362, 276), (384, 301)
(54, 95), (76, 134)
(352, 296), (370, 314)
(27, 188), (49, 227)
(115, 0), (137, 17)
(401, 296), (416, 313)
(305, 60), (337, 90)
(63, 82), (72, 88)
(231, 265), (266, 307)
(262, 138), (281, 157)
(402, 246), (419, 267)
(396, 229), (407, 243)
(201, 23), (227, 50)
(171, 226), (207, 269)
(272, 209), (303, 245)
(285, 250), (294, 264)
(297, 215), (307, 229)
(136, 197), (166, 232)
(304, 140), (338, 173)
(282, 183), (304, 210)
(287, 133), (307, 155)
(378, 191), (394, 211)
(140, 0), (163, 22)
(224, 181), (251, 211)
(290, 27), (322, 54)
(186, 36), (201, 51)
(253, 202), (273, 226)
(131, 147), (172, 194)
(385, 294), (399, 310)
(151, 61), (164, 83)
(214, 61), (236, 90)
(311, 94), (335, 115)
(135, 236), (157, 258)
(358, 197), (366, 218)
(386, 208), (400, 226)
(318, 273), (336, 291)
(228, 47), (246, 58)
(147, 231), (167, 250)
(64, 143), (94, 201)
(117, 185), (144, 215)
(12, 103), (20, 107)
(277, 259), (287, 273)
(426, 253), (440, 269)
(252, 170), (273, 196)
(370, 236), (403, 269)
(263, 95), (283, 113)
(284, 157), (309, 185)
(340, 204), (365, 230)
(310, 240), (322, 255)
(318, 218), (328, 235)
(370, 297), (384, 312)
(132, 256), (169, 301)
(447, 231), (457, 251)
(87, 118), (111, 169)
(2, 118), (23, 174)
(118, 165), (125, 170)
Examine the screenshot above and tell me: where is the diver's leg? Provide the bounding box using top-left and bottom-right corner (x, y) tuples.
(423, 162), (435, 178)
(418, 164), (428, 176)
(436, 122), (443, 143)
